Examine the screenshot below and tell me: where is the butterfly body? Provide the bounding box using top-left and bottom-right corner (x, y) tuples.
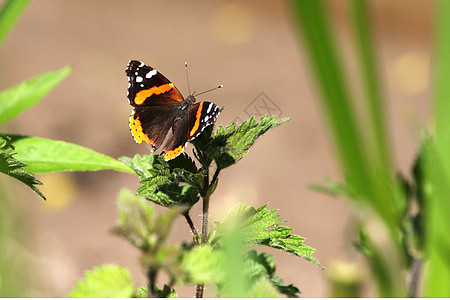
(126, 60), (220, 161)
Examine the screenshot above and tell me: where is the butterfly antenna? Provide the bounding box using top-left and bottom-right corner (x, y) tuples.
(194, 84), (223, 97)
(185, 62), (192, 96)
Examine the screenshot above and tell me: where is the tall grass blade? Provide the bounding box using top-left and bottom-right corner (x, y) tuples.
(349, 0), (391, 174)
(290, 0), (405, 296)
(424, 0), (450, 296)
(0, 0), (30, 47)
(290, 0), (399, 232)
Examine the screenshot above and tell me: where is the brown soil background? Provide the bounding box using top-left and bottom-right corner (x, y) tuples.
(0, 0), (431, 297)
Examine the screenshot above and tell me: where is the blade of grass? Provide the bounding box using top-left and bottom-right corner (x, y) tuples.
(290, 1), (404, 296)
(349, 0), (391, 174)
(290, 1), (370, 199)
(349, 0), (406, 232)
(0, 66), (71, 125)
(424, 0), (450, 296)
(349, 3), (408, 294)
(0, 0), (31, 47)
(290, 0), (399, 230)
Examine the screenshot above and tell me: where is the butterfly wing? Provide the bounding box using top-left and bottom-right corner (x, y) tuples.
(188, 101), (220, 140)
(129, 104), (178, 150)
(163, 101), (220, 161)
(126, 60), (185, 150)
(126, 60), (184, 105)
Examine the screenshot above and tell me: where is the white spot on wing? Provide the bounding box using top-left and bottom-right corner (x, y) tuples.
(136, 76), (143, 83)
(146, 69), (157, 79)
(207, 103), (213, 113)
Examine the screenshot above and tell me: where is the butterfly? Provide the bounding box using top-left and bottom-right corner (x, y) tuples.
(126, 60), (220, 161)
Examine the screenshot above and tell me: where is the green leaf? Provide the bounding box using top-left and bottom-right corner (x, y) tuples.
(68, 265), (135, 298)
(0, 66), (71, 125)
(136, 284), (177, 298)
(112, 189), (178, 252)
(215, 115), (290, 169)
(248, 276), (281, 298)
(245, 250), (300, 297)
(120, 154), (202, 209)
(119, 154), (156, 178)
(0, 0), (30, 46)
(192, 115), (289, 169)
(7, 135), (132, 173)
(112, 189), (184, 291)
(424, 1), (450, 296)
(182, 246), (299, 297)
(353, 227), (396, 297)
(219, 203), (320, 266)
(309, 178), (356, 199)
(182, 245), (226, 284)
(0, 135), (45, 199)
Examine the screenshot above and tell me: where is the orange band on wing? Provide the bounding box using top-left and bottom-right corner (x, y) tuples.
(189, 102), (203, 136)
(134, 83), (174, 105)
(129, 114), (155, 147)
(164, 144), (185, 161)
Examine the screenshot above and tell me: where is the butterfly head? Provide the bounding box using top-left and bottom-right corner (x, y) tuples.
(185, 94), (197, 103)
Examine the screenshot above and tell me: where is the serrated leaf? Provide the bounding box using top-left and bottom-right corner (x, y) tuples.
(219, 203), (321, 267)
(248, 276), (281, 298)
(0, 0), (31, 46)
(182, 244), (226, 284)
(113, 189), (178, 252)
(68, 265), (135, 298)
(0, 135), (45, 199)
(119, 154), (156, 177)
(136, 284), (177, 298)
(245, 250), (301, 297)
(120, 154), (202, 209)
(213, 116), (290, 169)
(7, 135), (132, 173)
(192, 115), (290, 169)
(183, 245), (300, 297)
(0, 66), (71, 125)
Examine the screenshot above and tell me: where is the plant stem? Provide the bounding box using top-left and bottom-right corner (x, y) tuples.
(147, 268), (157, 298)
(210, 167), (221, 186)
(183, 212), (200, 246)
(194, 166), (219, 298)
(194, 194), (210, 298)
(409, 257), (422, 297)
(195, 284), (205, 298)
(201, 195), (210, 242)
(194, 160), (221, 298)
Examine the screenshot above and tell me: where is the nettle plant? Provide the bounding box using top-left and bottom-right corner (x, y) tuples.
(69, 115), (321, 298)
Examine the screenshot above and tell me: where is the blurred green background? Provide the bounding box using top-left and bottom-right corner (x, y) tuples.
(0, 0), (440, 297)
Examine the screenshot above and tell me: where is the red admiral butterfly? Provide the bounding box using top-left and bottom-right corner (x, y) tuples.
(126, 60), (221, 161)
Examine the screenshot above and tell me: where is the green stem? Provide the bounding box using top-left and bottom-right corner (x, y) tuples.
(183, 212), (200, 246)
(147, 268), (157, 298)
(195, 166), (221, 298)
(210, 167), (221, 187)
(194, 194), (210, 298)
(201, 194), (210, 243)
(409, 257), (422, 297)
